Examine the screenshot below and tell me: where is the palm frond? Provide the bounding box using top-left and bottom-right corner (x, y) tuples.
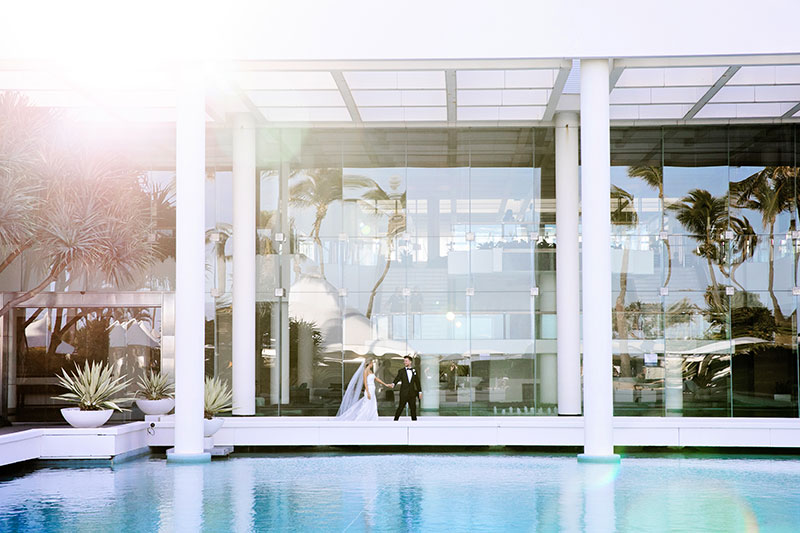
(52, 361), (133, 412)
(136, 370), (174, 400)
(204, 376), (233, 419)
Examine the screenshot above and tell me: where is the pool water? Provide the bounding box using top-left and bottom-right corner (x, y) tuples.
(1, 453), (799, 532)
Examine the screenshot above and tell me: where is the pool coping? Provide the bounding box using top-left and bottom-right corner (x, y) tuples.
(3, 416), (800, 468)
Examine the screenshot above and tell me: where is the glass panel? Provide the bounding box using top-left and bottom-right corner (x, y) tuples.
(408, 291), (469, 415)
(730, 290), (797, 416)
(611, 127), (663, 236)
(13, 306), (162, 422)
(470, 291), (536, 416)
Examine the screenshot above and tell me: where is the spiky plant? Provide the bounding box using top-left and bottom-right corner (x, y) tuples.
(52, 361), (132, 412)
(136, 370), (174, 400)
(204, 376), (232, 419)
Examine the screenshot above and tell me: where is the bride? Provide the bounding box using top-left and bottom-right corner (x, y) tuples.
(336, 359), (392, 421)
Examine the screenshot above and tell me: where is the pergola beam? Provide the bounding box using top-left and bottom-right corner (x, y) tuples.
(782, 102), (800, 119)
(445, 69), (457, 125)
(609, 61), (624, 92)
(232, 58), (569, 72)
(542, 63), (572, 122)
(331, 71), (361, 124)
(683, 65), (740, 120)
(614, 54), (800, 69)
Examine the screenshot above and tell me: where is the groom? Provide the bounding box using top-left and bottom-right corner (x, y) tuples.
(392, 355), (422, 421)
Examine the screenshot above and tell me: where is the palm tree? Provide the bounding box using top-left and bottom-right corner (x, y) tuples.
(0, 93), (56, 275)
(289, 169), (375, 279)
(611, 185), (638, 377)
(725, 215), (758, 291)
(354, 178), (407, 319)
(667, 189), (728, 309)
(729, 166), (798, 324)
(0, 154), (156, 316)
(627, 165), (673, 287)
(288, 168), (343, 279)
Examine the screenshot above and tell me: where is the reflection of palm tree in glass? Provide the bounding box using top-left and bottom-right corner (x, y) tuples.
(729, 166), (798, 324)
(288, 168), (343, 279)
(667, 189), (727, 309)
(356, 177), (407, 319)
(611, 185), (637, 377)
(726, 216), (757, 291)
(627, 165), (672, 287)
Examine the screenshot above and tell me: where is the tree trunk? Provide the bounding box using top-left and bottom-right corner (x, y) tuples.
(0, 241), (31, 276)
(659, 191), (672, 287)
(22, 307), (44, 329)
(312, 215), (325, 279)
(365, 240), (393, 320)
(0, 265), (64, 317)
(663, 239), (673, 287)
(706, 255), (722, 309)
(47, 311), (84, 358)
(616, 247), (631, 377)
(767, 222), (785, 322)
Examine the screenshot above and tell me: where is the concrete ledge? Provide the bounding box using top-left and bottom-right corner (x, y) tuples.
(0, 429), (42, 467)
(0, 423), (149, 466)
(146, 416), (800, 449)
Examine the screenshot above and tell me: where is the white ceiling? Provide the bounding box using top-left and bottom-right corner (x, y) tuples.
(2, 55), (800, 127)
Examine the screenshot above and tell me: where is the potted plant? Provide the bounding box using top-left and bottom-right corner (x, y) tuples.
(52, 361), (132, 428)
(204, 376), (232, 437)
(135, 370), (175, 415)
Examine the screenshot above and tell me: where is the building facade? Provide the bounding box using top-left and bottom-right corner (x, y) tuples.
(1, 1), (799, 459)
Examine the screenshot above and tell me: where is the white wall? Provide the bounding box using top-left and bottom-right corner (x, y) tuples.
(1, 1), (798, 62)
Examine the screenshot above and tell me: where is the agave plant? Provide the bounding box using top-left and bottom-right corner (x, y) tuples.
(204, 376), (232, 419)
(52, 361), (132, 412)
(136, 370), (174, 400)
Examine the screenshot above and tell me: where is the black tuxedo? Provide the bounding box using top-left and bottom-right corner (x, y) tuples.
(393, 366), (421, 420)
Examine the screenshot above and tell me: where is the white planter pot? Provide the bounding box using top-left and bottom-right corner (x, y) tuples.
(136, 398), (175, 416)
(61, 407), (113, 428)
(204, 417), (224, 437)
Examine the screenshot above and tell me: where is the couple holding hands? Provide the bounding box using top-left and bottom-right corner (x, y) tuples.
(335, 355), (422, 421)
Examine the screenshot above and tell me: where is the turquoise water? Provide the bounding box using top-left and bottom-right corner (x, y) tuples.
(1, 453), (799, 532)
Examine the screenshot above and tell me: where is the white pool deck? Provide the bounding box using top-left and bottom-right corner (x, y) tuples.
(2, 416), (800, 467)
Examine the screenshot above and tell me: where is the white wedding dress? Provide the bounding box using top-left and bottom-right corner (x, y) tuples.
(336, 371), (379, 421)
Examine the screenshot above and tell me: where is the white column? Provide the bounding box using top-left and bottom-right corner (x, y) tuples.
(172, 465), (204, 529)
(171, 62), (209, 462)
(579, 59), (617, 461)
(420, 354), (440, 412)
(582, 463), (617, 532)
(555, 112), (582, 416)
(232, 113), (256, 416)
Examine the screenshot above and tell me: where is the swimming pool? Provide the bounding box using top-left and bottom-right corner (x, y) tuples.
(1, 453), (798, 532)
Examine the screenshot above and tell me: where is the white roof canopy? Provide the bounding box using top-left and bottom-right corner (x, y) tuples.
(2, 55), (800, 127)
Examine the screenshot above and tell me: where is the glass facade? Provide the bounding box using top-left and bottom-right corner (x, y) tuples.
(611, 125), (799, 417)
(3, 123), (800, 420)
(207, 129), (554, 416)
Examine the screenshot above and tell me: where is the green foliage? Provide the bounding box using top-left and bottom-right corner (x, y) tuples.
(136, 370), (174, 400)
(204, 376), (233, 419)
(708, 291), (778, 342)
(52, 361), (132, 412)
(610, 185), (638, 226)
